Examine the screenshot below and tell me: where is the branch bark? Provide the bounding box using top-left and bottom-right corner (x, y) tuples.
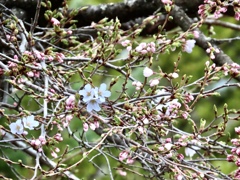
(171, 4), (240, 81)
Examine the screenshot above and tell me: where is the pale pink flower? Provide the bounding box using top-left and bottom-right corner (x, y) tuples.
(14, 55), (18, 60)
(27, 71), (34, 77)
(119, 151), (128, 161)
(182, 112), (189, 119)
(117, 170), (127, 176)
(39, 136), (46, 145)
(34, 139), (41, 146)
(83, 123), (89, 132)
(149, 79), (159, 87)
(66, 95), (75, 110)
(51, 17), (60, 26)
(143, 67), (153, 77)
(8, 61), (17, 68)
(183, 40), (196, 53)
(159, 146), (164, 151)
(67, 30), (72, 35)
(51, 151), (58, 158)
(138, 126), (144, 134)
(48, 56), (54, 61)
(235, 12), (240, 21)
(0, 129), (6, 136)
(56, 52), (65, 63)
(235, 127), (240, 134)
(90, 123), (96, 130)
(227, 154), (235, 162)
(54, 133), (63, 141)
(132, 81), (143, 90)
(94, 121), (99, 128)
(55, 147), (60, 153)
(66, 115), (73, 122)
(175, 174), (184, 180)
(136, 42), (156, 54)
(126, 157), (134, 164)
(126, 46), (132, 51)
(165, 138), (172, 143)
(193, 31), (199, 38)
(121, 40), (130, 47)
(161, 0), (172, 5)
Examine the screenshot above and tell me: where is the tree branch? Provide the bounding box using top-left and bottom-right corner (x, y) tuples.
(171, 4), (240, 81)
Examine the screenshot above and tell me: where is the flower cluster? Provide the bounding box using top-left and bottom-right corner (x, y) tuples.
(83, 121), (99, 132)
(30, 136), (46, 152)
(9, 115), (39, 135)
(79, 83), (111, 112)
(221, 63), (240, 77)
(120, 39), (132, 52)
(135, 42), (156, 54)
(206, 46), (220, 59)
(119, 151), (134, 164)
(198, 0), (228, 19)
(153, 89), (181, 119)
(132, 81), (143, 90)
(227, 126), (240, 179)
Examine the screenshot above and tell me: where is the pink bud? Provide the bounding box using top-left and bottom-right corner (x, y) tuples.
(119, 151), (128, 161)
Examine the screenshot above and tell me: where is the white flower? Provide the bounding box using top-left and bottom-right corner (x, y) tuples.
(143, 118), (149, 124)
(90, 123), (96, 130)
(9, 120), (24, 134)
(165, 143), (173, 151)
(143, 67), (153, 77)
(94, 83), (111, 102)
(79, 84), (95, 102)
(183, 40), (196, 53)
(149, 79), (159, 86)
(86, 98), (101, 112)
(171, 72), (179, 79)
(185, 147), (197, 158)
(23, 115), (39, 130)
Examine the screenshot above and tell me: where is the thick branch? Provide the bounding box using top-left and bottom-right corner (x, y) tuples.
(171, 5), (240, 81)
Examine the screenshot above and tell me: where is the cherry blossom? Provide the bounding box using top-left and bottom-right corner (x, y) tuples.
(83, 123), (89, 132)
(9, 120), (24, 135)
(183, 40), (196, 53)
(66, 95), (75, 110)
(149, 79), (159, 87)
(23, 115), (39, 130)
(143, 67), (153, 77)
(50, 17), (60, 26)
(94, 83), (111, 102)
(119, 151), (128, 161)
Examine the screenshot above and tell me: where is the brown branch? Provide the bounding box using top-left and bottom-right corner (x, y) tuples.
(170, 4), (240, 82)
